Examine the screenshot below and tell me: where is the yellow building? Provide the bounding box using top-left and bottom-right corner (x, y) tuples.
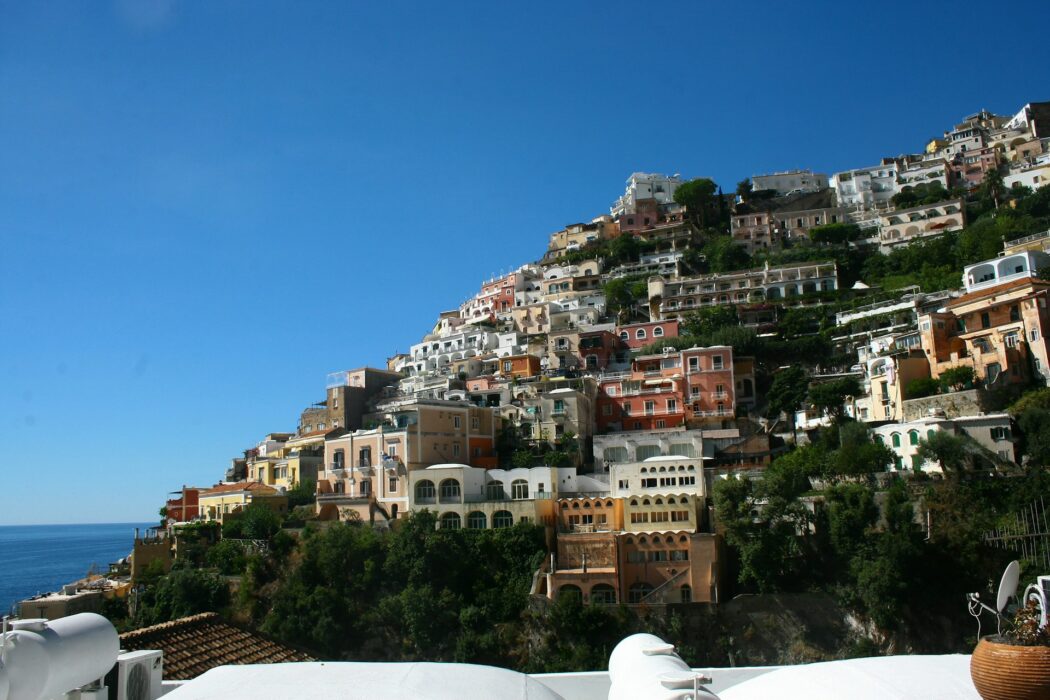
(199, 482), (288, 523)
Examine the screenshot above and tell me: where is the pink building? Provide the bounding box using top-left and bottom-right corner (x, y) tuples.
(615, 320), (680, 349)
(596, 346), (735, 433)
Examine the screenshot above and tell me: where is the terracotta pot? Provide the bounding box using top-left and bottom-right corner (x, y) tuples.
(971, 636), (1050, 700)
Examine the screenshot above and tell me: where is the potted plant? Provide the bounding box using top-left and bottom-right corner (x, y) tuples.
(971, 601), (1050, 700)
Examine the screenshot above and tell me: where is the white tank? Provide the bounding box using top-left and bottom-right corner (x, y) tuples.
(0, 613), (119, 700)
(608, 633), (720, 700)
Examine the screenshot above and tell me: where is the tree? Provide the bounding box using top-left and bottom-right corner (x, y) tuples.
(916, 431), (998, 477)
(938, 365), (975, 392)
(809, 222), (862, 245)
(681, 305), (738, 337)
(808, 377), (862, 424)
(905, 377), (939, 400)
(701, 236), (751, 273)
(736, 179), (753, 202)
(673, 178), (718, 228)
(223, 503), (282, 540)
(979, 167), (1006, 211)
(132, 568), (231, 628)
(824, 422), (894, 478)
(767, 367), (809, 441)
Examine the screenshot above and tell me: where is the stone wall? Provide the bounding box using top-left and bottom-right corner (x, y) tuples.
(902, 388), (989, 421)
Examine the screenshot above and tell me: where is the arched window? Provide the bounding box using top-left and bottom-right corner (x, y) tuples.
(571, 502), (580, 509)
(680, 584), (692, 603)
(636, 329), (647, 340)
(629, 583), (654, 604)
(928, 430), (936, 440)
(415, 480), (436, 502)
(891, 433), (901, 448)
(653, 326), (664, 337)
(619, 331), (629, 342)
(591, 584), (617, 605)
(511, 479), (529, 499)
(909, 430), (919, 446)
(439, 479), (461, 503)
(467, 511), (487, 529)
(558, 585), (583, 600)
(440, 512), (461, 530)
(486, 480), (506, 500)
(679, 535), (688, 543)
(493, 510), (513, 528)
(655, 498), (664, 505)
(583, 501), (591, 508)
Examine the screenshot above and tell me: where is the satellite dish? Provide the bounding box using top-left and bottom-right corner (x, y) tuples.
(997, 560), (1021, 613)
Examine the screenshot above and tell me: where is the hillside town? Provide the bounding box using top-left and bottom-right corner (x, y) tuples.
(106, 99), (1046, 615)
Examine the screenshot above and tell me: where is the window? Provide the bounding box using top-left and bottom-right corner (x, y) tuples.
(332, 450), (345, 470)
(493, 510), (513, 528)
(630, 512), (649, 523)
(667, 399), (677, 413)
(680, 585), (692, 603)
(653, 326), (664, 337)
(670, 549), (689, 561)
(467, 511), (487, 529)
(439, 479), (461, 501)
(651, 550), (668, 562)
(619, 331), (629, 341)
(641, 478), (657, 488)
(671, 510), (690, 522)
(712, 355), (724, 370)
(471, 416), (479, 429)
(636, 329), (647, 340)
(629, 583), (654, 604)
(909, 431), (919, 446)
(454, 416), (462, 429)
(389, 476), (397, 492)
(659, 477), (675, 487)
(991, 426), (1011, 441)
(1011, 305), (1021, 322)
(688, 357), (699, 372)
(452, 443), (460, 457)
(891, 433), (901, 447)
(440, 512), (461, 530)
(602, 404), (612, 416)
(715, 383), (724, 395)
(415, 479), (436, 501)
(981, 312), (990, 329)
(644, 401), (655, 415)
(679, 475), (695, 486)
(553, 399), (565, 414)
(627, 550), (646, 562)
(359, 447), (372, 467)
(503, 360), (512, 373)
(511, 479), (529, 499)
(1031, 329), (1040, 342)
(591, 584), (616, 605)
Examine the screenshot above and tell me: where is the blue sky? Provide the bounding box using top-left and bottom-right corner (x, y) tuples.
(1, 1), (1047, 524)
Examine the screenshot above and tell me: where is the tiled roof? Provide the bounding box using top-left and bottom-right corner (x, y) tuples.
(119, 612), (315, 680)
(947, 277), (1049, 308)
(200, 481), (279, 497)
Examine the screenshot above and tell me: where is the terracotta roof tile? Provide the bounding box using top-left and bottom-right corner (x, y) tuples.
(948, 277), (1050, 308)
(119, 612), (315, 680)
(200, 481), (279, 497)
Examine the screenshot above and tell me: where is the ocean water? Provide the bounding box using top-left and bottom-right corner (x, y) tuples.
(0, 523), (154, 616)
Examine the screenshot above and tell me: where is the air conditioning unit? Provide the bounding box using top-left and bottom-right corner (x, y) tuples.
(107, 649), (163, 700)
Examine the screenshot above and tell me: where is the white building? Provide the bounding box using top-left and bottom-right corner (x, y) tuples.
(962, 250), (1050, 293)
(611, 172), (681, 217)
(751, 169), (828, 195)
(872, 413), (1017, 472)
(402, 328), (499, 375)
(830, 164), (899, 210)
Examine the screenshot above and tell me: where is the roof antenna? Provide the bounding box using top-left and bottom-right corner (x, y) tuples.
(967, 560), (1020, 637)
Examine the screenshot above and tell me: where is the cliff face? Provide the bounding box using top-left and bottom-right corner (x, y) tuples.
(659, 593), (975, 667)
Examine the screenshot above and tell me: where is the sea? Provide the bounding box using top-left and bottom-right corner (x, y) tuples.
(0, 522), (154, 616)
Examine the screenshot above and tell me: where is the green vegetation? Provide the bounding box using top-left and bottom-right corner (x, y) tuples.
(714, 420), (1050, 636)
(890, 181), (954, 209)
